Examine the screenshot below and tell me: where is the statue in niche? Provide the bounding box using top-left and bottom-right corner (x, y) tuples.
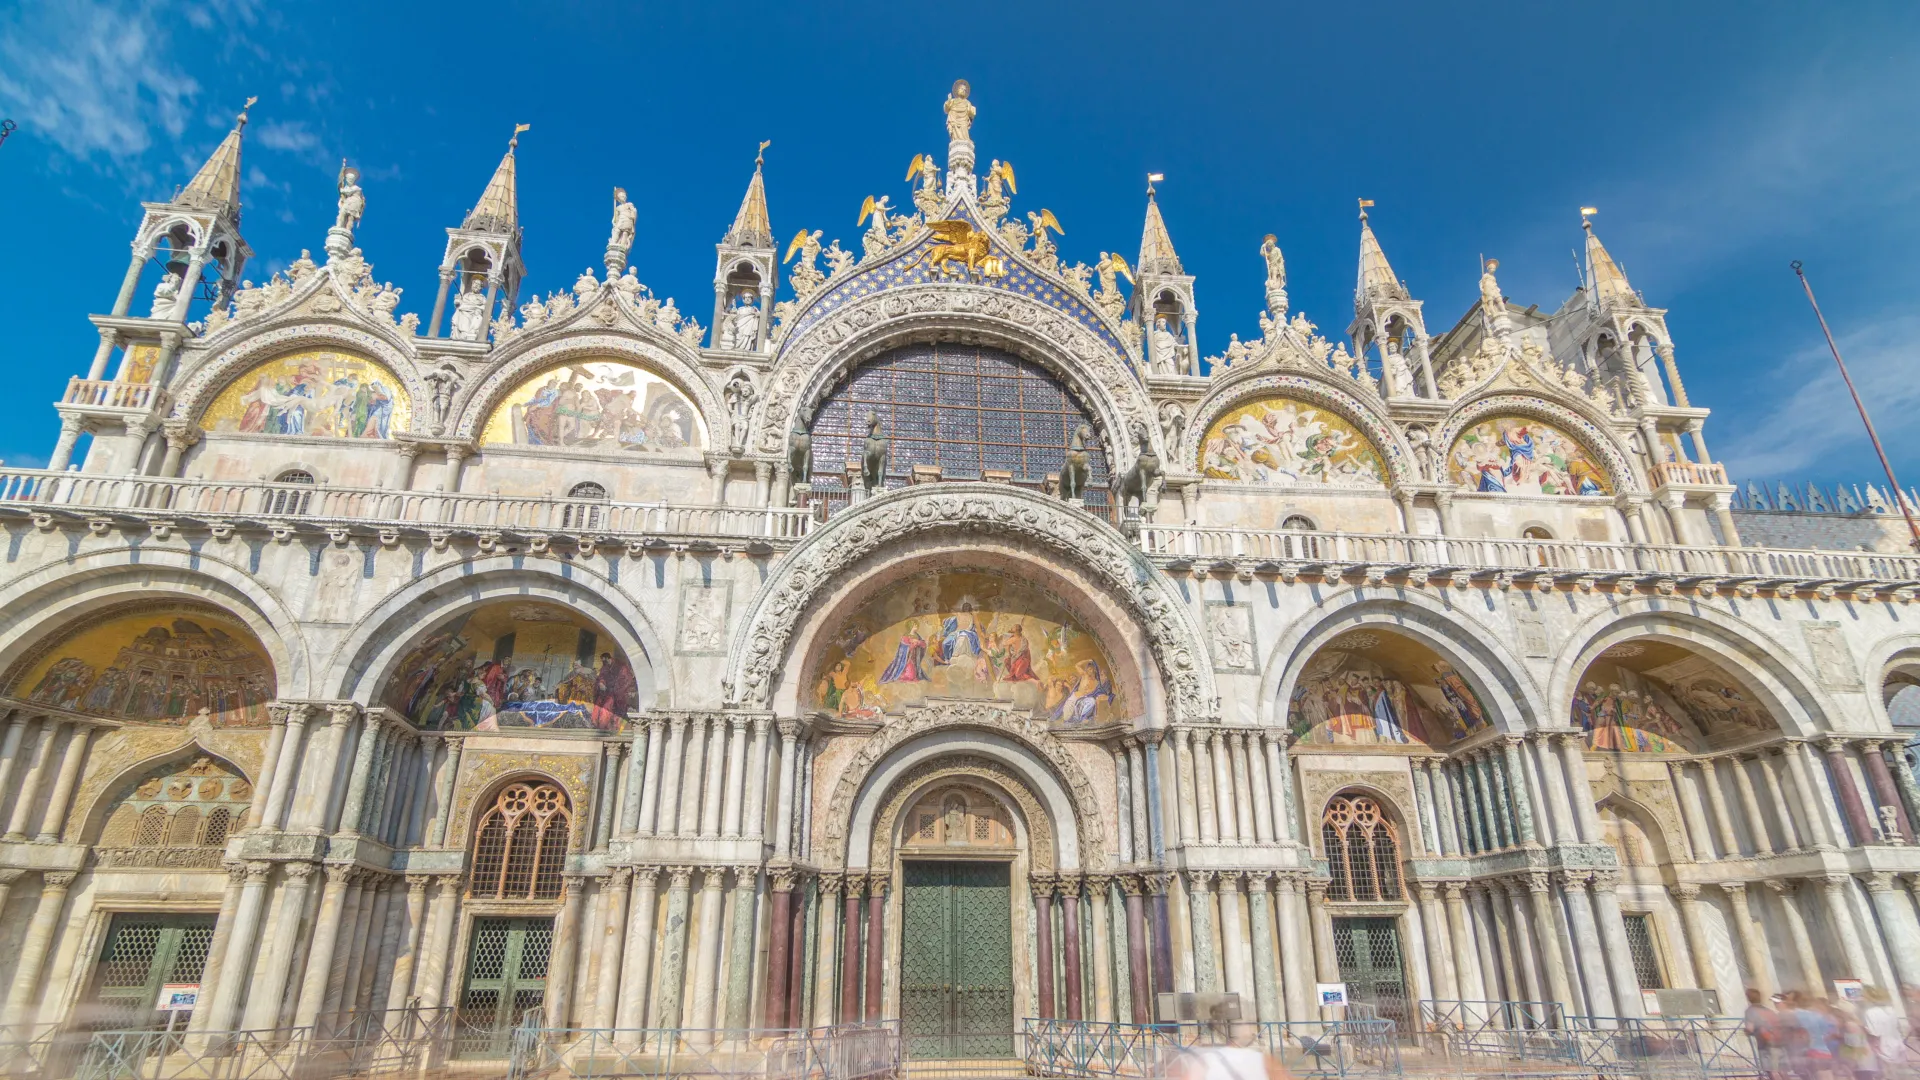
(723, 371), (757, 451)
(151, 269), (182, 318)
(862, 411), (888, 493)
(424, 365), (461, 433)
(1383, 337), (1417, 397)
(334, 162), (365, 233)
(944, 79), (975, 143)
(1150, 315), (1182, 376)
(1060, 424), (1091, 503)
(449, 278), (489, 342)
(788, 413), (812, 483)
(1158, 401), (1187, 453)
(723, 291), (760, 351)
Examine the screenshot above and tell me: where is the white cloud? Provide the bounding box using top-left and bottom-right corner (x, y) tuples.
(1717, 313), (1920, 479)
(253, 118), (331, 168)
(0, 1), (198, 166)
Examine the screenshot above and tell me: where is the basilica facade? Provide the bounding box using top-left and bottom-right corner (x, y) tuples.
(4, 82), (1920, 1058)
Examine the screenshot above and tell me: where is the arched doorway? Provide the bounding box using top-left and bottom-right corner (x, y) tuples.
(455, 778), (574, 1058)
(1321, 792), (1411, 1026)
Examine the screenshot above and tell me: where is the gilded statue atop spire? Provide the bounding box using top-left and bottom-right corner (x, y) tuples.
(944, 79), (976, 143)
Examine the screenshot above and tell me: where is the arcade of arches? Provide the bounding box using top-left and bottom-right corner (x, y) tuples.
(12, 78), (1920, 1063)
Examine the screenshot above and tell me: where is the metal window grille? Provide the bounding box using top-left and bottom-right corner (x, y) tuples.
(806, 342), (1111, 491)
(1322, 795), (1402, 901)
(469, 782), (572, 900)
(165, 806), (200, 847)
(266, 470), (315, 515)
(562, 482), (608, 530)
(1281, 515), (1321, 559)
(133, 806), (168, 847)
(201, 806), (231, 848)
(1622, 912), (1666, 990)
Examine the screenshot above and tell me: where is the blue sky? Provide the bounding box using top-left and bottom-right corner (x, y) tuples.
(2, 1), (1917, 491)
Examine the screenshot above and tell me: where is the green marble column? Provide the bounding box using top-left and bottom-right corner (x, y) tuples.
(724, 868), (760, 1030)
(1502, 739), (1538, 845)
(1188, 871), (1219, 993)
(653, 867), (695, 1030)
(1247, 872), (1280, 1023)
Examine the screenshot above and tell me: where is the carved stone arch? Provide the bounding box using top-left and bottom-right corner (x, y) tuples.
(1301, 781), (1421, 858)
(170, 312), (427, 436)
(449, 329), (723, 451)
(724, 483), (1213, 722)
(869, 756), (1055, 872)
(1863, 634), (1920, 725)
(448, 758), (596, 853)
(1261, 588), (1546, 736)
(1435, 391), (1641, 495)
(1181, 369), (1413, 485)
(752, 283), (1153, 464)
(321, 559), (664, 710)
(1551, 601), (1835, 739)
(66, 729), (264, 847)
(135, 214), (210, 252)
(824, 700), (1107, 871)
(0, 552), (310, 698)
(1592, 791), (1680, 882)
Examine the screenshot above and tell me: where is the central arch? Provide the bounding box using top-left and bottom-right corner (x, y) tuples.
(723, 483), (1213, 723)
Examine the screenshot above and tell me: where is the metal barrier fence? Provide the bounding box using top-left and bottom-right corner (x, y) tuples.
(504, 1020), (902, 1080)
(1562, 1017), (1759, 1079)
(0, 1007), (452, 1080)
(1022, 1018), (1401, 1080)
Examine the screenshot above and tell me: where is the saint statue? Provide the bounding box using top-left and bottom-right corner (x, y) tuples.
(1479, 258), (1505, 316)
(1150, 316), (1181, 375)
(944, 79), (975, 143)
(1383, 338), (1416, 398)
(725, 291), (760, 351)
(450, 278), (489, 342)
(334, 162), (365, 232)
(608, 187), (636, 254)
(723, 371), (757, 449)
(1260, 233), (1286, 290)
(150, 270), (182, 318)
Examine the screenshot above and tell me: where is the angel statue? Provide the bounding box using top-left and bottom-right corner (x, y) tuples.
(607, 187), (637, 272)
(450, 278), (489, 342)
(1094, 252), (1132, 321)
(908, 153), (943, 218)
(334, 162), (365, 232)
(784, 229), (825, 297)
(858, 195), (895, 259)
(984, 160), (1015, 202)
(944, 79), (975, 143)
(1027, 209), (1063, 266)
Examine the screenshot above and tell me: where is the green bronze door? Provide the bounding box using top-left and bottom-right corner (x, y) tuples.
(1332, 916), (1408, 1027)
(82, 914), (216, 1031)
(456, 916), (553, 1058)
(899, 861), (1014, 1059)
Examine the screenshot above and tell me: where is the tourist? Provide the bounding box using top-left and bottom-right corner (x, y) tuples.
(1863, 988), (1910, 1079)
(1748, 989), (1784, 1080)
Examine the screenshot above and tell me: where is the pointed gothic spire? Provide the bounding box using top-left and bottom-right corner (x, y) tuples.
(176, 97), (254, 217)
(1137, 176), (1183, 276)
(1581, 211), (1636, 308)
(463, 124), (528, 234)
(1356, 203), (1407, 303)
(724, 142), (773, 250)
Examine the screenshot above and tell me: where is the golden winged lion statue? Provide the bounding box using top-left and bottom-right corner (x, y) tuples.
(910, 219), (1005, 279)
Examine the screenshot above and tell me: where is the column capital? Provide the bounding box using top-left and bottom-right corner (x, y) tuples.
(406, 872), (434, 892)
(1523, 871), (1551, 895)
(1588, 868), (1621, 892)
(1244, 870), (1273, 892)
(1143, 872), (1172, 896)
(843, 875), (866, 900)
(1442, 882), (1467, 901)
(770, 868), (799, 893)
(1819, 872), (1854, 891)
(324, 863), (354, 887)
(1304, 878), (1328, 901)
(1717, 880), (1748, 900)
(1139, 729), (1166, 748)
(818, 873), (844, 898)
(1820, 736), (1852, 754)
(1414, 881), (1440, 902)
(1670, 882), (1701, 902)
(699, 866), (728, 891)
(284, 862), (317, 882)
(1214, 870), (1242, 890)
(1762, 878), (1796, 896)
(776, 718), (802, 740)
(1187, 869), (1216, 891)
(1029, 874), (1057, 899)
(42, 871), (77, 890)
(633, 866), (662, 889)
(666, 865), (695, 890)
(327, 702), (361, 728)
(866, 872), (890, 897)
(1119, 874), (1145, 897)
(1864, 871), (1898, 894)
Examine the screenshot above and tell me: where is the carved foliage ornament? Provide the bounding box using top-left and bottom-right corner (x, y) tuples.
(752, 283), (1152, 463)
(724, 485), (1212, 722)
(819, 700), (1108, 870)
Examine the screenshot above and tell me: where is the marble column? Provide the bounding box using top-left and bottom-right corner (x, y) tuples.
(1246, 736), (1276, 843)
(744, 717), (772, 838)
(2, 721), (57, 841)
(593, 869), (633, 1029)
(243, 863), (316, 1030)
(1888, 747), (1920, 841)
(840, 877), (864, 1022)
(679, 716), (710, 836)
(699, 719), (727, 837)
(1525, 873), (1575, 1011)
(1246, 873), (1280, 1023)
(293, 865), (355, 1027)
(773, 721), (800, 857)
(1760, 749), (1804, 852)
(1129, 741), (1154, 862)
(1480, 752), (1512, 849)
(1589, 871), (1643, 1017)
(1215, 872), (1249, 1006)
(1087, 875), (1114, 1022)
(1275, 876), (1309, 1021)
(1173, 730), (1199, 846)
(814, 877), (843, 1027)
(654, 868), (696, 1029)
(1114, 747), (1134, 865)
(261, 704), (314, 830)
(1443, 884), (1482, 1001)
(1229, 734), (1257, 842)
(1557, 735), (1605, 842)
(1429, 760), (1462, 855)
(1193, 733), (1218, 844)
(1669, 884), (1720, 997)
(1501, 738), (1538, 845)
(636, 718), (668, 834)
(35, 723), (90, 843)
(1823, 740), (1876, 846)
(1061, 877), (1085, 1021)
(766, 870), (796, 1027)
(1123, 877), (1152, 1024)
(1767, 880), (1824, 992)
(1465, 757), (1495, 851)
(1264, 734), (1297, 843)
(865, 875), (887, 1021)
(1669, 761), (1717, 861)
(1305, 880), (1338, 986)
(1033, 876), (1057, 1017)
(546, 876), (590, 1027)
(1189, 871), (1219, 993)
(386, 875), (433, 1012)
(690, 868), (728, 1032)
(1503, 882), (1545, 1003)
(1147, 873), (1175, 1002)
(3, 872), (75, 1019)
(1718, 883), (1774, 996)
(1861, 743), (1913, 842)
(1449, 761), (1477, 854)
(1820, 875), (1872, 980)
(725, 867), (760, 1029)
(1728, 756), (1774, 854)
(1481, 886), (1518, 1002)
(1417, 883), (1457, 1003)
(1699, 760), (1741, 856)
(616, 868), (661, 1030)
(415, 877), (460, 1012)
(0, 715), (30, 818)
(1863, 873), (1920, 988)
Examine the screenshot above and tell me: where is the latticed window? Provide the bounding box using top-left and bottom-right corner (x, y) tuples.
(1322, 794), (1403, 902)
(562, 482), (609, 530)
(1622, 913), (1665, 990)
(266, 470), (315, 515)
(470, 782), (571, 900)
(903, 786), (1015, 849)
(95, 756), (251, 867)
(806, 342), (1110, 500)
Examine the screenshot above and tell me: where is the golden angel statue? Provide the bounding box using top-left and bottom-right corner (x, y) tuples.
(985, 159), (1016, 200)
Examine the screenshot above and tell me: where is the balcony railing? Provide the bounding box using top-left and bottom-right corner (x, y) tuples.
(1650, 461), (1730, 487)
(1137, 522), (1920, 584)
(61, 377), (170, 413)
(0, 468), (814, 544)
